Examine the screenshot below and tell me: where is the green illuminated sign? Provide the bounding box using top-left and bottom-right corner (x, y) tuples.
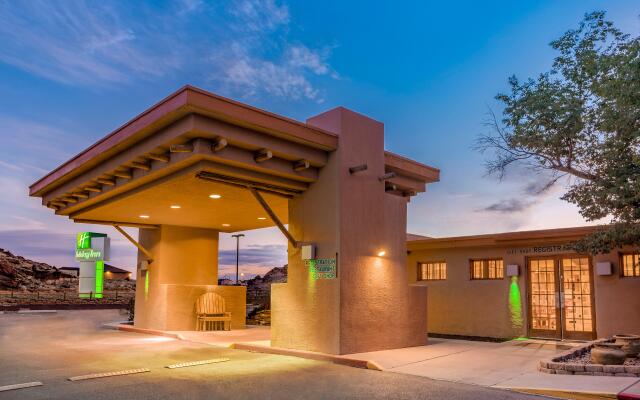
(75, 232), (108, 299)
(75, 248), (103, 261)
(77, 232), (91, 249)
(306, 258), (336, 279)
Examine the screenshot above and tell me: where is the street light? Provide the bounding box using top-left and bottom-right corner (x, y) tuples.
(231, 234), (245, 285)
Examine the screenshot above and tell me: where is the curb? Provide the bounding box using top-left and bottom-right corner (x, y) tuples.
(115, 324), (185, 340)
(232, 342), (372, 369)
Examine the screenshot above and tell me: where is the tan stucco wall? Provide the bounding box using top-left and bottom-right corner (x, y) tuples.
(134, 225), (246, 331)
(591, 251), (640, 338)
(407, 245), (640, 340)
(271, 148), (341, 354)
(272, 107), (427, 355)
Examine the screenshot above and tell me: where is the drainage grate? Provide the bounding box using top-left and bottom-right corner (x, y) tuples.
(166, 358), (230, 369)
(0, 382), (43, 392)
(68, 368), (150, 381)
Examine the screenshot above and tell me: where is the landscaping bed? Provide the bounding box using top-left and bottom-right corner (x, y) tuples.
(539, 339), (640, 376)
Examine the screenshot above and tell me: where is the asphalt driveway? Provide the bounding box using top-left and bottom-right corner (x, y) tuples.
(0, 310), (547, 400)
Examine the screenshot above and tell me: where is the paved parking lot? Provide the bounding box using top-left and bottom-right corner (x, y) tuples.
(0, 310), (547, 400)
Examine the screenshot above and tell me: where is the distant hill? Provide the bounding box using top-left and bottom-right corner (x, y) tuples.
(0, 248), (74, 290)
(0, 248), (135, 291)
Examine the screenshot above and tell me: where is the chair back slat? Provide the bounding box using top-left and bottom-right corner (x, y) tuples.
(196, 292), (226, 314)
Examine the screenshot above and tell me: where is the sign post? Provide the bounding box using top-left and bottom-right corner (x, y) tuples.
(75, 232), (110, 298)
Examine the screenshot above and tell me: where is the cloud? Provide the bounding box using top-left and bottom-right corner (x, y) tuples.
(480, 198), (536, 213)
(0, 1), (183, 86)
(218, 244), (286, 267)
(0, 1), (338, 101)
(229, 0), (289, 32)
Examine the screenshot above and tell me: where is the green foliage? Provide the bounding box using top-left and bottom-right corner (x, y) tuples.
(477, 11), (640, 253)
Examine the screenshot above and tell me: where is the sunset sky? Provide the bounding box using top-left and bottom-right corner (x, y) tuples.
(0, 1), (636, 278)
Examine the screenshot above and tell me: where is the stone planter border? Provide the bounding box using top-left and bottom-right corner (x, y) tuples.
(539, 339), (640, 377)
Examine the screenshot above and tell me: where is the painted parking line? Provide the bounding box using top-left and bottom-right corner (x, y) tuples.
(68, 368), (150, 381)
(166, 358), (230, 369)
(0, 381), (43, 392)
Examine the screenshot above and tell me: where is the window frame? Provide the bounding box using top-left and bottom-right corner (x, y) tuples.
(469, 258), (504, 280)
(619, 252), (640, 278)
(417, 261), (447, 281)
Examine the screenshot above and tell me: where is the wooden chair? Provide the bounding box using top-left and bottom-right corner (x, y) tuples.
(195, 292), (232, 331)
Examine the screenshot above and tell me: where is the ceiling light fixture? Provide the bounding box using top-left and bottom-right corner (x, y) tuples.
(209, 194), (221, 199)
(170, 205), (181, 209)
(222, 223), (230, 227)
(257, 217), (267, 220)
(139, 215), (150, 219)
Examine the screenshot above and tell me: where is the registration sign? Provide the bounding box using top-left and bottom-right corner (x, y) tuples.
(306, 258), (337, 279)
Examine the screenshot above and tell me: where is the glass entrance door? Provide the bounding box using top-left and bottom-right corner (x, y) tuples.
(527, 256), (595, 340)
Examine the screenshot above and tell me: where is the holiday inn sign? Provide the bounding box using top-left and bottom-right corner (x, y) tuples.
(74, 232), (110, 298)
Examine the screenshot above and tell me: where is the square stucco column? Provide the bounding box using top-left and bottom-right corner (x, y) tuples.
(271, 107), (427, 354)
(134, 225), (245, 331)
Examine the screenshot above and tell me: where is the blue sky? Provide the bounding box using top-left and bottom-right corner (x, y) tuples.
(0, 0), (637, 277)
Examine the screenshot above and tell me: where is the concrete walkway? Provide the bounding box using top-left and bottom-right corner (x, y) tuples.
(148, 327), (640, 398)
(345, 338), (640, 397)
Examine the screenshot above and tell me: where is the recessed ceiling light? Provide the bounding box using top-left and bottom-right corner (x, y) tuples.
(170, 205), (181, 209)
(222, 223), (230, 227)
(209, 194), (221, 199)
(139, 215), (150, 219)
(257, 217), (267, 220)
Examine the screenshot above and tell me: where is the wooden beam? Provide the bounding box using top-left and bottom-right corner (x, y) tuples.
(62, 196), (77, 203)
(378, 172), (396, 181)
(170, 144), (193, 153)
(247, 187), (298, 248)
(148, 153), (169, 162)
(72, 192), (89, 199)
(85, 186), (102, 193)
(73, 219), (159, 229)
(212, 137), (228, 152)
(113, 170), (132, 179)
(254, 148), (273, 163)
(293, 159), (310, 172)
(113, 225), (154, 263)
(131, 161), (150, 171)
(97, 178), (115, 186)
(349, 164), (368, 174)
(50, 201), (67, 207)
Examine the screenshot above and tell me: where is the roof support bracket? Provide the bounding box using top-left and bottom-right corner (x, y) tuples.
(113, 225), (154, 263)
(247, 187), (298, 248)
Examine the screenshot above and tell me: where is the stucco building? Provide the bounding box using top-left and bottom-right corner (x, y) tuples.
(407, 226), (640, 341)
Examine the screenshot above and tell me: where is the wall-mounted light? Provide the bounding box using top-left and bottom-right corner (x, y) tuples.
(257, 217), (267, 220)
(209, 194), (222, 199)
(139, 215), (150, 219)
(377, 250), (386, 257)
(170, 205), (181, 209)
(222, 223), (231, 227)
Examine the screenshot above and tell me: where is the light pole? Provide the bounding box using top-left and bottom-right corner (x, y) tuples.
(231, 234), (245, 285)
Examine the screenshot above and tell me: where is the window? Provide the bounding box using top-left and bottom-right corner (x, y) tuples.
(418, 262), (447, 281)
(621, 253), (640, 277)
(470, 258), (504, 280)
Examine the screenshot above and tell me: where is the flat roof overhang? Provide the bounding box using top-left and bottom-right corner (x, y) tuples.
(30, 86), (439, 231)
(407, 226), (601, 251)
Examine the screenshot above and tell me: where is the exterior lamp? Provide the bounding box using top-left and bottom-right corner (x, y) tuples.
(209, 194), (221, 199)
(377, 250), (386, 257)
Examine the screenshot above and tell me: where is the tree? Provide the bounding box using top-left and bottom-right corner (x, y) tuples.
(476, 11), (640, 253)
